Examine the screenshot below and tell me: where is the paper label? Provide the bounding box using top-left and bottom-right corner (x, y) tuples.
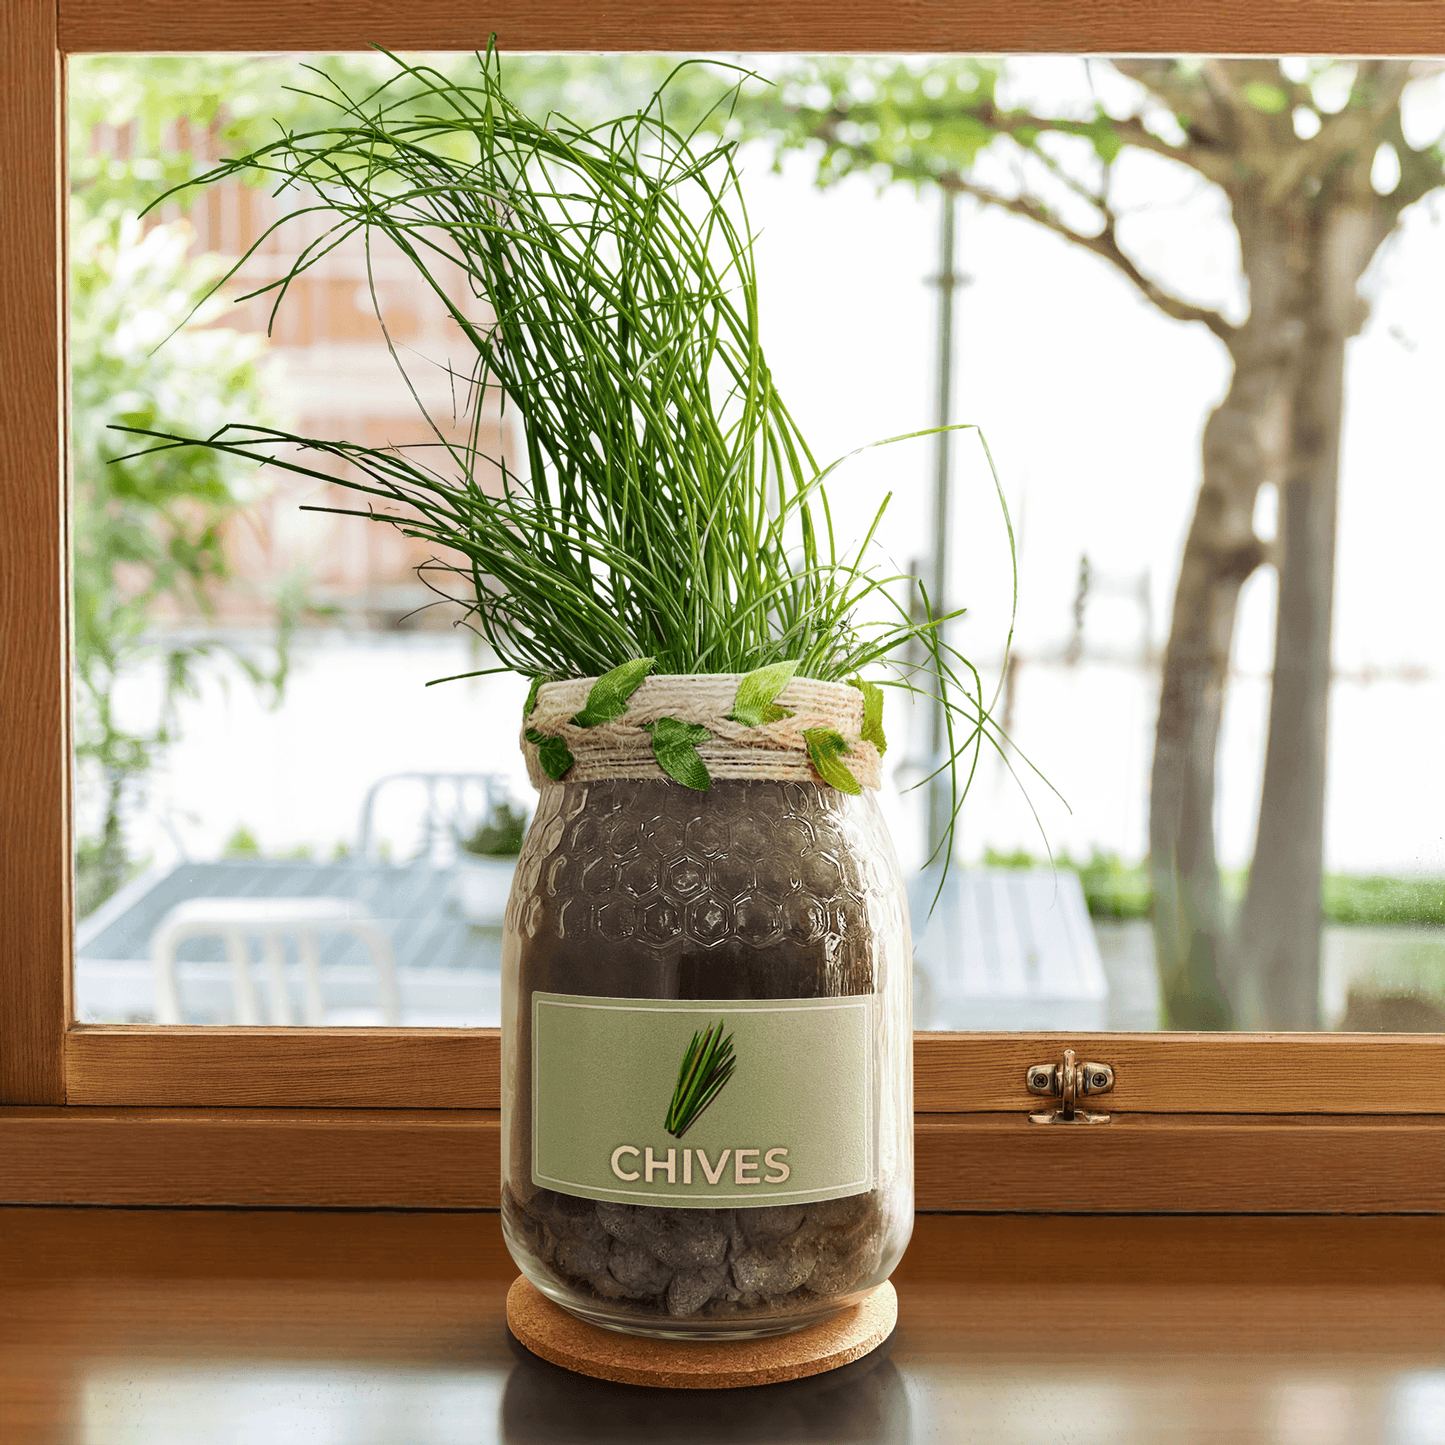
(531, 992), (873, 1208)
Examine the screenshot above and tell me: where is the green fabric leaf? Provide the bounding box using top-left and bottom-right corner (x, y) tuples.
(644, 716), (713, 791)
(525, 728), (574, 781)
(522, 675), (544, 722)
(726, 659), (798, 727)
(803, 726), (862, 795)
(571, 656), (655, 727)
(849, 674), (888, 757)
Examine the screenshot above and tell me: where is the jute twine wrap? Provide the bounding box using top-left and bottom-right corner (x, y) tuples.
(521, 674), (882, 793)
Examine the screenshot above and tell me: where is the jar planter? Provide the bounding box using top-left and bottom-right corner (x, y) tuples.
(500, 675), (913, 1340)
(145, 53), (971, 1354)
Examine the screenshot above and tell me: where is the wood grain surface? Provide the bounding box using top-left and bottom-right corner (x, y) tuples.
(62, 1026), (1445, 1115)
(64, 1025), (502, 1108)
(0, 1107), (498, 1209)
(56, 0), (1445, 56)
(2, 1207), (1439, 1288)
(7, 1107), (1445, 1212)
(0, 2), (69, 1107)
(912, 1031), (1445, 1113)
(2, 1209), (1442, 1445)
(912, 1111), (1445, 1212)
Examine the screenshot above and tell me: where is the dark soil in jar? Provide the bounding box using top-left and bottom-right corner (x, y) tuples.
(505, 779), (890, 1322)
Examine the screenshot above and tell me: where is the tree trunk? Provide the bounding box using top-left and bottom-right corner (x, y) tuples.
(1148, 353), (1272, 1028)
(1232, 204), (1369, 1029)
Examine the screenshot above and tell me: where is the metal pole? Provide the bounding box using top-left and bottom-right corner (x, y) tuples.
(927, 190), (960, 860)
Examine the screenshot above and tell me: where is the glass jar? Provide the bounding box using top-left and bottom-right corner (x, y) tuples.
(500, 775), (913, 1340)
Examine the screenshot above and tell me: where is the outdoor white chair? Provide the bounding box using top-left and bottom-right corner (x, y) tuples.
(151, 897), (401, 1026)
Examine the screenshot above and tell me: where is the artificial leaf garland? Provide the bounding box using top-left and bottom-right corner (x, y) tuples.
(849, 674), (888, 756)
(526, 663), (881, 793)
(524, 659), (657, 782)
(644, 717), (714, 791)
(726, 660), (798, 728)
(571, 656), (656, 727)
(525, 729), (575, 781)
(522, 675), (546, 720)
(803, 726), (863, 796)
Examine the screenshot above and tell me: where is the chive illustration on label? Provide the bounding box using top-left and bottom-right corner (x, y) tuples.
(664, 1021), (737, 1138)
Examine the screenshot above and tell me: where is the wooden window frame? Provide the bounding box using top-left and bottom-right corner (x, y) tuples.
(4, 0), (1444, 1212)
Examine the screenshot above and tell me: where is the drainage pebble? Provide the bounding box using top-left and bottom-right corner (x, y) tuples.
(505, 1186), (884, 1320)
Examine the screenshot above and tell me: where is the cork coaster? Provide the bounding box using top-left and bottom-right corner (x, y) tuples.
(505, 1277), (897, 1389)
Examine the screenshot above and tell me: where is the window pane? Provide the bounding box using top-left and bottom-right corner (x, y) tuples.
(71, 52), (1445, 1031)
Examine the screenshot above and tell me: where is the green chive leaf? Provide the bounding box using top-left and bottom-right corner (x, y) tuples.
(644, 716), (713, 791)
(571, 656), (656, 728)
(804, 726), (863, 795)
(726, 659), (798, 728)
(849, 674), (888, 757)
(114, 51), (1018, 897)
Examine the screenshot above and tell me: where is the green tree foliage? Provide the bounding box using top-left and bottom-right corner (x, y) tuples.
(69, 211), (280, 914)
(67, 56), (417, 913)
(68, 51), (695, 220)
(71, 54), (394, 215)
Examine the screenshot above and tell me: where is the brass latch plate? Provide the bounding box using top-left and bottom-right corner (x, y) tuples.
(1026, 1048), (1114, 1123)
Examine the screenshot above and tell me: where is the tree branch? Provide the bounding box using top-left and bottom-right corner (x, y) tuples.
(1199, 59), (1282, 156)
(1007, 125), (1110, 216)
(1261, 59), (1417, 206)
(1103, 112), (1237, 188)
(798, 98), (1238, 342)
(1349, 58), (1416, 120)
(1373, 109), (1445, 251)
(967, 94), (1236, 190)
(936, 172), (1237, 343)
(1110, 59), (1231, 144)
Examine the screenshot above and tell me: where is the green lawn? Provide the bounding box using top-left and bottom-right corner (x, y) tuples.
(983, 848), (1445, 928)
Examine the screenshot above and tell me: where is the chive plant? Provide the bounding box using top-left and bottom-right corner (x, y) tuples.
(125, 47), (1015, 864)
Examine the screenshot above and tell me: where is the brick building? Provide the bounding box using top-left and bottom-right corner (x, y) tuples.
(178, 164), (511, 631)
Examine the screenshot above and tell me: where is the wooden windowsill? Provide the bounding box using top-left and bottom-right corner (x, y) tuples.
(1, 1208), (1439, 1444)
(5, 1107), (1445, 1212)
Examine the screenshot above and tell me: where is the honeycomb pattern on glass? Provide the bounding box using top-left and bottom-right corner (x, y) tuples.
(513, 779), (896, 950)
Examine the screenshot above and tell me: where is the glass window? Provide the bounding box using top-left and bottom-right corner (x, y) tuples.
(70, 52), (1445, 1033)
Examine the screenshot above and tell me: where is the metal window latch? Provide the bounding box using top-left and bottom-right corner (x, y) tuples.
(1026, 1049), (1114, 1124)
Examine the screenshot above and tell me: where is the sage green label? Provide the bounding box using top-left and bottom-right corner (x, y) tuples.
(532, 992), (873, 1208)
